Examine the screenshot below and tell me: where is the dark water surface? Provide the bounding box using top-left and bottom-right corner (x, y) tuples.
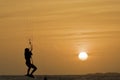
(1, 73), (120, 80)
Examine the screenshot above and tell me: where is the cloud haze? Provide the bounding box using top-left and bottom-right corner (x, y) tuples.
(0, 0), (120, 75)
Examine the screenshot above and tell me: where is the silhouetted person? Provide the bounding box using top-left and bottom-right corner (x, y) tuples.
(24, 48), (37, 78)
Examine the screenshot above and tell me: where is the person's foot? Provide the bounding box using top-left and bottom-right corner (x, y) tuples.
(29, 74), (35, 78)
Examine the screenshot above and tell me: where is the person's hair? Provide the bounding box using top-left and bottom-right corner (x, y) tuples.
(25, 48), (29, 53)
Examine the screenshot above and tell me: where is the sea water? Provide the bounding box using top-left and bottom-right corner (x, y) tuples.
(0, 74), (120, 80)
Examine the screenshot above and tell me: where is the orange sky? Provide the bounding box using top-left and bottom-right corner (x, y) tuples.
(0, 0), (120, 75)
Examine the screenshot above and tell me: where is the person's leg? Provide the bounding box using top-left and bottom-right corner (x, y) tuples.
(27, 67), (31, 75)
(26, 63), (31, 75)
(30, 64), (37, 75)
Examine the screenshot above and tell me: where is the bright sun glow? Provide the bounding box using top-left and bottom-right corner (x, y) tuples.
(78, 52), (88, 61)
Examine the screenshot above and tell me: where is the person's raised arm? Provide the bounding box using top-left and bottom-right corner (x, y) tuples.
(29, 39), (33, 52)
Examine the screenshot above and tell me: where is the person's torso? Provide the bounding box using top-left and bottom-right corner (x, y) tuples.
(25, 51), (32, 62)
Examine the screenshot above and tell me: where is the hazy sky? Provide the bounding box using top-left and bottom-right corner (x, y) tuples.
(0, 0), (120, 75)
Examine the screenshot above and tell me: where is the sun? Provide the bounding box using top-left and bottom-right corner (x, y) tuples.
(78, 52), (88, 61)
